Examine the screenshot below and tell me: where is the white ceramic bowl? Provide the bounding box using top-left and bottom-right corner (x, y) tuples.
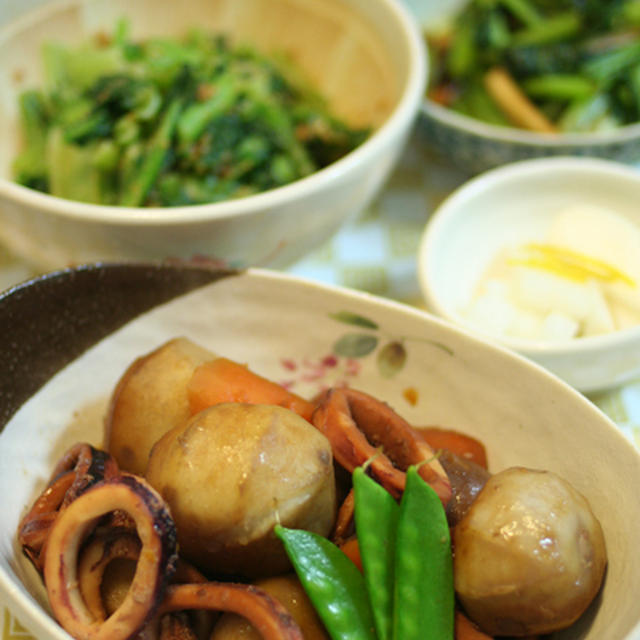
(410, 1), (640, 174)
(0, 0), (426, 270)
(0, 263), (639, 639)
(418, 156), (640, 393)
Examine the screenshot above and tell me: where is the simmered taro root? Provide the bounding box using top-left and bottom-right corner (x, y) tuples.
(145, 402), (336, 579)
(211, 574), (329, 639)
(454, 467), (607, 637)
(105, 337), (214, 475)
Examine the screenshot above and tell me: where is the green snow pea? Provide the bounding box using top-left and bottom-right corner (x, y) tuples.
(392, 465), (455, 640)
(353, 466), (400, 640)
(274, 525), (377, 640)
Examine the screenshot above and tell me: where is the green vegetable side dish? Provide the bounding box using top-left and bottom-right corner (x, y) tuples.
(277, 464), (454, 640)
(425, 0), (640, 133)
(13, 20), (370, 206)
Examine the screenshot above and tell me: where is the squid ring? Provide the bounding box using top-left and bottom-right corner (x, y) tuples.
(159, 583), (305, 640)
(18, 443), (120, 572)
(312, 388), (452, 504)
(17, 471), (75, 571)
(331, 488), (355, 544)
(50, 442), (120, 508)
(44, 474), (178, 640)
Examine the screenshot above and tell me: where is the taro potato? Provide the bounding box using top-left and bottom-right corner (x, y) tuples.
(454, 467), (607, 636)
(145, 402), (336, 579)
(104, 337), (215, 475)
(211, 574), (329, 639)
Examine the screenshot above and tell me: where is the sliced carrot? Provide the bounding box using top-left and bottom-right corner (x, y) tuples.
(339, 537), (362, 572)
(428, 83), (459, 107)
(415, 427), (488, 469)
(187, 357), (316, 421)
(455, 610), (493, 639)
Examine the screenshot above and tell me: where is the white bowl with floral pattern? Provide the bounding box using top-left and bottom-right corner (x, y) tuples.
(0, 264), (638, 639)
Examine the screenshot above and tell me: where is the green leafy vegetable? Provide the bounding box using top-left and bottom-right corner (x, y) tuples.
(426, 0), (640, 132)
(13, 22), (370, 206)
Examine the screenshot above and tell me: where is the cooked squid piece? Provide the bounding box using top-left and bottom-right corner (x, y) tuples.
(159, 583), (304, 640)
(44, 474), (178, 640)
(454, 467), (607, 637)
(18, 471), (75, 571)
(125, 559), (216, 640)
(166, 560), (217, 640)
(18, 442), (119, 572)
(50, 442), (121, 504)
(312, 387), (451, 504)
(331, 488), (355, 544)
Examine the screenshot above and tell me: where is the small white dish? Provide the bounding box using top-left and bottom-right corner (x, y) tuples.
(418, 156), (640, 392)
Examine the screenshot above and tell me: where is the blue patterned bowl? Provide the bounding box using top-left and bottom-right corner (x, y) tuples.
(408, 0), (640, 175)
(420, 101), (640, 175)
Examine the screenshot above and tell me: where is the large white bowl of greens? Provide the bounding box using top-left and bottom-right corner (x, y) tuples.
(0, 0), (426, 269)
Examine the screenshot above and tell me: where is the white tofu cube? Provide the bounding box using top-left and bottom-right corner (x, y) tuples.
(464, 283), (516, 337)
(540, 311), (580, 342)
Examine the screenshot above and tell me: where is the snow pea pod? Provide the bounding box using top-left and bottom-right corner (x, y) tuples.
(353, 466), (399, 640)
(275, 525), (377, 640)
(393, 465), (454, 640)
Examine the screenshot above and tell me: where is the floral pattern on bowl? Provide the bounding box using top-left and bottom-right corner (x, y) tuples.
(277, 309), (453, 403)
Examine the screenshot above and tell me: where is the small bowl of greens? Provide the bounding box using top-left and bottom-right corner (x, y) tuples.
(416, 0), (640, 174)
(0, 0), (426, 270)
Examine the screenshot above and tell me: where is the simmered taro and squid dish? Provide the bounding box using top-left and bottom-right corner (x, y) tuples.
(17, 337), (607, 640)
